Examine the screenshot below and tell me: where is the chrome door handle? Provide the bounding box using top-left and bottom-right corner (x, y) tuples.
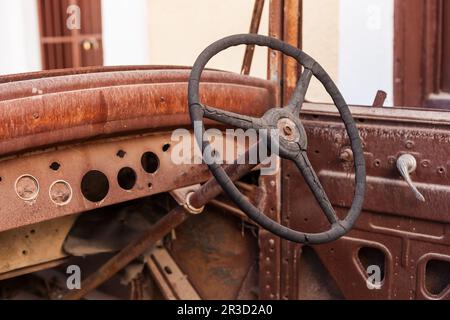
(396, 154), (425, 202)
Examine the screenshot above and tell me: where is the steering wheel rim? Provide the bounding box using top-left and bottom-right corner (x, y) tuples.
(188, 34), (366, 244)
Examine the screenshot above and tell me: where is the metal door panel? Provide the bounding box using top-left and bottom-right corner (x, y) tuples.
(281, 103), (450, 300)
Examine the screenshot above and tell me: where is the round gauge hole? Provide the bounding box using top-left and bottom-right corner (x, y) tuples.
(15, 174), (39, 201)
(81, 170), (109, 202)
(49, 180), (73, 206)
(141, 152), (160, 173)
(117, 167), (137, 190)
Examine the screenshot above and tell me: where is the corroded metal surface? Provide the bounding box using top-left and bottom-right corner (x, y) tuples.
(0, 215), (77, 276)
(0, 133), (209, 232)
(0, 67), (275, 157)
(0, 66), (277, 298)
(62, 148), (261, 300)
(258, 0), (283, 300)
(146, 244), (201, 300)
(0, 65), (191, 84)
(0, 66), (275, 233)
(258, 171), (282, 299)
(169, 208), (259, 300)
(281, 102), (450, 300)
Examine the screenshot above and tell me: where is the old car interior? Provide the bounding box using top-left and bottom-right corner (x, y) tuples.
(0, 0), (449, 302)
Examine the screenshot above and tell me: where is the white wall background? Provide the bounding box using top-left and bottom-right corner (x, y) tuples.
(303, 0), (340, 103)
(303, 0), (394, 106)
(338, 0), (394, 106)
(0, 0), (41, 75)
(101, 0), (150, 66)
(146, 0), (269, 79)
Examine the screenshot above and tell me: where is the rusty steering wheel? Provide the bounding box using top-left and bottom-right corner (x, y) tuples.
(188, 34), (366, 244)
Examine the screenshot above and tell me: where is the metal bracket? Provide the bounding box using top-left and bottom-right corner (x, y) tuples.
(169, 185), (205, 215)
(146, 243), (201, 300)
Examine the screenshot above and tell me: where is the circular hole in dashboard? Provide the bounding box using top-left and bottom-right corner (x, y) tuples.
(49, 162), (61, 171)
(141, 152), (160, 174)
(116, 150), (126, 158)
(162, 144), (171, 152)
(117, 167), (137, 190)
(81, 170), (109, 202)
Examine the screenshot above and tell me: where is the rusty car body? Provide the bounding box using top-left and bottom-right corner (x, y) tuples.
(0, 0), (448, 300)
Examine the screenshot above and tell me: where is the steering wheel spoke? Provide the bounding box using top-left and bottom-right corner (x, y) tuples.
(294, 151), (339, 225)
(202, 105), (263, 130)
(285, 68), (313, 115)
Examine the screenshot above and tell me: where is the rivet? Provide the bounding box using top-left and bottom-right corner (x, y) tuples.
(373, 159), (381, 167)
(388, 156), (396, 165)
(437, 166), (446, 176)
(405, 140), (415, 149)
(420, 160), (431, 168)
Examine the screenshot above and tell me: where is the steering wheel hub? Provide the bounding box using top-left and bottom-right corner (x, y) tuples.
(261, 107), (308, 152)
(278, 117), (298, 140)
